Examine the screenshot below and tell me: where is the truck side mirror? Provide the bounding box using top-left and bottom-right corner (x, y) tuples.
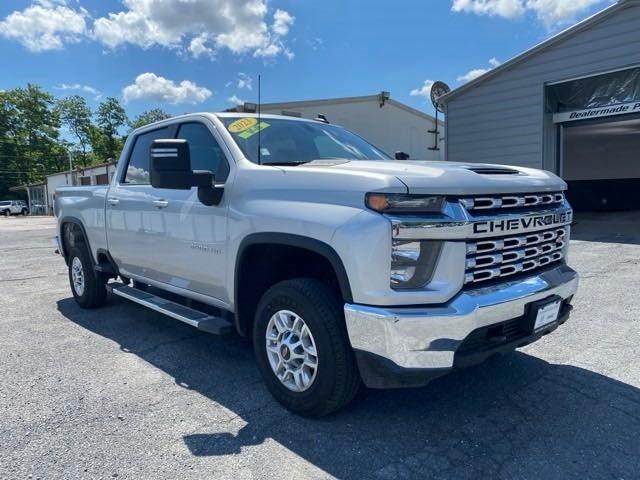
(150, 139), (212, 189)
(395, 151), (410, 160)
(149, 139), (222, 206)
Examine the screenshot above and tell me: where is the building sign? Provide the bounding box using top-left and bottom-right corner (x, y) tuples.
(553, 101), (640, 123)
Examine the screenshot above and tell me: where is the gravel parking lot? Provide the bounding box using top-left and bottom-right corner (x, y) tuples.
(1, 214), (639, 480)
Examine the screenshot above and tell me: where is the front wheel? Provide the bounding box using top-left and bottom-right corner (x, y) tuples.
(3, 210), (9, 217)
(68, 246), (107, 308)
(253, 278), (360, 417)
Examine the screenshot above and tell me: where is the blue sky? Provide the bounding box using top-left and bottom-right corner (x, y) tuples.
(0, 0), (615, 120)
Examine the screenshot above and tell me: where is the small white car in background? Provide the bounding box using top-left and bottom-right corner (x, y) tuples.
(0, 200), (29, 216)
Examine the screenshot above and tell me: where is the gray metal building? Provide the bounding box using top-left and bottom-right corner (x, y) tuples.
(442, 0), (640, 211)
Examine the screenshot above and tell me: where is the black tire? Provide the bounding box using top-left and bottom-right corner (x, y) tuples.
(3, 210), (9, 217)
(68, 246), (108, 309)
(21, 209), (28, 216)
(253, 278), (360, 416)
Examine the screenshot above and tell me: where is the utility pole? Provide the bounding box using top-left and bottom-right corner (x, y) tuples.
(67, 150), (74, 186)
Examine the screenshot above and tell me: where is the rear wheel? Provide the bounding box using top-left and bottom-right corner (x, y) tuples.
(253, 278), (360, 416)
(21, 208), (28, 216)
(68, 246), (107, 308)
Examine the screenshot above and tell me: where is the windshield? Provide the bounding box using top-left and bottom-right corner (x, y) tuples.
(221, 117), (390, 165)
(0, 201), (10, 206)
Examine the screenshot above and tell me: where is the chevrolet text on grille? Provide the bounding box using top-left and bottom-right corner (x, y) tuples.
(472, 211), (572, 234)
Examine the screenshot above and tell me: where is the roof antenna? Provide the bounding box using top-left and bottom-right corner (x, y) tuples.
(257, 74), (262, 165)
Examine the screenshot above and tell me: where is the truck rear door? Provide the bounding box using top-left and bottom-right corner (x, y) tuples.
(106, 126), (173, 279)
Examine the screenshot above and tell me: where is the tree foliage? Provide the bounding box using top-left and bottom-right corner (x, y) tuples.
(57, 95), (92, 167)
(0, 86), (136, 200)
(95, 97), (128, 162)
(129, 108), (170, 130)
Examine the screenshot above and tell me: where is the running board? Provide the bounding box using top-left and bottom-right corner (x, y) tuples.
(107, 283), (233, 335)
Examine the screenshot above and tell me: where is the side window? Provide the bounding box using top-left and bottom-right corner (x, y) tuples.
(177, 123), (230, 182)
(123, 127), (171, 184)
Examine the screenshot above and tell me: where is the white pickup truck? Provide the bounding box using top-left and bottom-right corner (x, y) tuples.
(55, 113), (578, 416)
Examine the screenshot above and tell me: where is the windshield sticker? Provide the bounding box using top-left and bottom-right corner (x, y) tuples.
(260, 147), (271, 156)
(227, 117), (257, 133)
(238, 121), (270, 139)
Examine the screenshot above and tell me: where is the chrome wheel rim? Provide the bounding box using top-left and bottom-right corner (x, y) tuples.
(265, 310), (318, 392)
(71, 257), (85, 297)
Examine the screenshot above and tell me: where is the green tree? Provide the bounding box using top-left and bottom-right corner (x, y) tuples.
(94, 97), (127, 161)
(129, 108), (170, 130)
(0, 85), (62, 189)
(0, 91), (22, 199)
(57, 95), (93, 167)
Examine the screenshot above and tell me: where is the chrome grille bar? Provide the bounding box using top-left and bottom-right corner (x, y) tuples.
(461, 192), (564, 211)
(465, 226), (568, 285)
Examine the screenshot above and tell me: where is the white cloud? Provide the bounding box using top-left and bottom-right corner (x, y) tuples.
(457, 57), (501, 83)
(527, 0), (604, 26)
(55, 82), (102, 99)
(188, 33), (215, 59)
(452, 0), (525, 18)
(272, 9), (294, 36)
(237, 73), (253, 90)
(410, 80), (435, 100)
(122, 73), (212, 104)
(0, 0), (88, 52)
(227, 95), (246, 105)
(92, 0), (295, 59)
(451, 0), (606, 27)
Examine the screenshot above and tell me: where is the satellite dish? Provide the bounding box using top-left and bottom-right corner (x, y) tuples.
(430, 81), (451, 114)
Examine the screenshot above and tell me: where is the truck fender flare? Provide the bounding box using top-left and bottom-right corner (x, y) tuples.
(59, 216), (119, 275)
(59, 216), (93, 265)
(234, 233), (353, 332)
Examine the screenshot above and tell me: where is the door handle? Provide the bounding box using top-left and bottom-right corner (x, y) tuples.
(153, 199), (169, 209)
(107, 197), (120, 206)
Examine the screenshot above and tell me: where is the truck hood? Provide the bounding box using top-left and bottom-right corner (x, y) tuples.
(300, 160), (566, 195)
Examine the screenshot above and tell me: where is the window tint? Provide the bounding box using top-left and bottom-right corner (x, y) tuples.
(124, 127), (171, 184)
(177, 123), (229, 181)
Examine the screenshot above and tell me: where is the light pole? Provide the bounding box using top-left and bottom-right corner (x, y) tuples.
(67, 150), (74, 186)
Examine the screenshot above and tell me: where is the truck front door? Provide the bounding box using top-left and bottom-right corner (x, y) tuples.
(150, 120), (232, 304)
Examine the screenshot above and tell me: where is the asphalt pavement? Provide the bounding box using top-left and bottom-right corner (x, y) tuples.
(1, 214), (639, 480)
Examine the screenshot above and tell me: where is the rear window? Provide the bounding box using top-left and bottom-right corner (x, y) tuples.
(124, 127), (171, 184)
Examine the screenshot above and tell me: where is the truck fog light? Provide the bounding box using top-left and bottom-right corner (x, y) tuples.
(390, 240), (442, 290)
(391, 266), (416, 283)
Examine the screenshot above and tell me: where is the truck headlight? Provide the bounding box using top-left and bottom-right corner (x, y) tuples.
(390, 240), (442, 289)
(365, 193), (444, 214)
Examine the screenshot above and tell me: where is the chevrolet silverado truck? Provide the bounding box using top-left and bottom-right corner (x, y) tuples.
(55, 113), (578, 416)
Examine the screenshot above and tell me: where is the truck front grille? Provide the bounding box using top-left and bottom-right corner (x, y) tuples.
(460, 192), (564, 211)
(464, 226), (567, 285)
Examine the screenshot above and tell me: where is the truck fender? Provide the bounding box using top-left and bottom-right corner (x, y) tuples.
(234, 233), (353, 335)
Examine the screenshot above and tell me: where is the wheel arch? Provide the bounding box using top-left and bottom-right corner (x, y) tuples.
(59, 216), (93, 265)
(234, 233), (353, 336)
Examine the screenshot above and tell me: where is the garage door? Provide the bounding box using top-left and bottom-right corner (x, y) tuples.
(562, 115), (640, 211)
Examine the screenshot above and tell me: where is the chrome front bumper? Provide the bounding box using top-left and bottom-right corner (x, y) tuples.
(345, 264), (578, 387)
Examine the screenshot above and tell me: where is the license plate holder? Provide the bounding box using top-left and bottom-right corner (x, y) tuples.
(527, 296), (562, 333)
